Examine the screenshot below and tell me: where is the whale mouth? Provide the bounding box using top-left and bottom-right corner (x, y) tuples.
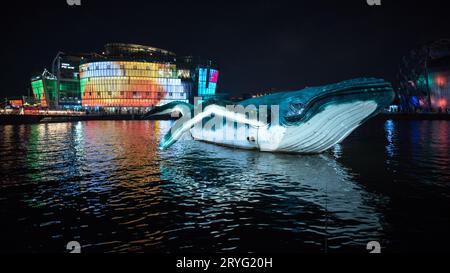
(284, 79), (394, 124)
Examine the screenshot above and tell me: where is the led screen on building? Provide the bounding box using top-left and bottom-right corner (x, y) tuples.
(31, 80), (47, 107)
(31, 78), (57, 108)
(198, 68), (219, 97)
(79, 61), (190, 108)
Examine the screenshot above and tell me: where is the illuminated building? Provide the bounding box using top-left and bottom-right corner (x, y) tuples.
(57, 53), (89, 109)
(428, 59), (450, 111)
(8, 99), (23, 108)
(398, 39), (450, 112)
(0, 97), (24, 108)
(30, 70), (57, 108)
(31, 43), (219, 111)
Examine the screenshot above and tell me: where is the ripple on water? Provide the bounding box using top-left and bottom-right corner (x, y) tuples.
(1, 119), (449, 253)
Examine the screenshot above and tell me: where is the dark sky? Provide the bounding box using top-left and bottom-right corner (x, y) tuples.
(1, 0), (449, 97)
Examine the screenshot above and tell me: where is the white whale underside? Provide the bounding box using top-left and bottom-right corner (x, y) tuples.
(189, 101), (378, 154)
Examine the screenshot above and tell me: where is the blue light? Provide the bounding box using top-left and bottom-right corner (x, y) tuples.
(411, 96), (419, 107)
(198, 68), (218, 96)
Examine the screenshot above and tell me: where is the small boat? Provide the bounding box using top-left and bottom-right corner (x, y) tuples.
(146, 78), (394, 154)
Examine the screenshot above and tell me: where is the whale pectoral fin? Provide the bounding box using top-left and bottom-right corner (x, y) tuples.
(144, 101), (193, 118)
(159, 111), (198, 150)
(144, 105), (171, 118)
(159, 129), (177, 150)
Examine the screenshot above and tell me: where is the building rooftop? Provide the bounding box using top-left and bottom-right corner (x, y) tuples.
(104, 43), (176, 58)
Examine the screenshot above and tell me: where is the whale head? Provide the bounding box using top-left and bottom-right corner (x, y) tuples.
(240, 78), (395, 153)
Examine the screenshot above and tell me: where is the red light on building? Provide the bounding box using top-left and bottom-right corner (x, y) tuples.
(209, 70), (219, 83)
(435, 76), (446, 87)
(9, 99), (23, 108)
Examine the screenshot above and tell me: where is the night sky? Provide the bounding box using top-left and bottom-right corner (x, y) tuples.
(1, 0), (449, 98)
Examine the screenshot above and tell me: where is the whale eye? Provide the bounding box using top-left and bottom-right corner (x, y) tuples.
(285, 102), (305, 120)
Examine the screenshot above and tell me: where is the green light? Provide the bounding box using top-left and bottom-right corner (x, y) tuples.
(31, 80), (45, 100)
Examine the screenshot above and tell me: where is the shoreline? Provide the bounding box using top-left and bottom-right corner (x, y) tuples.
(0, 112), (449, 125)
(0, 113), (175, 125)
(377, 112), (450, 120)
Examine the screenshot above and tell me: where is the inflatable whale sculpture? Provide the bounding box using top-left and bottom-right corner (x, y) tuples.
(145, 78), (394, 154)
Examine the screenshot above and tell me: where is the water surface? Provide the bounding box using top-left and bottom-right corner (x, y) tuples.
(0, 119), (449, 253)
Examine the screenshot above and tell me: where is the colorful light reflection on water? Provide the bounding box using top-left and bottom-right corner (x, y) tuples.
(0, 119), (449, 253)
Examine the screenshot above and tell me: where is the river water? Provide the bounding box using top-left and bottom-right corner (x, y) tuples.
(0, 119), (449, 253)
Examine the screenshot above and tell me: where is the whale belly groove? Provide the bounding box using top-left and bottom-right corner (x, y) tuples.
(269, 101), (378, 153)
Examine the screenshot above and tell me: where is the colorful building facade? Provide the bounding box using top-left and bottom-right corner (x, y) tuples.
(30, 70), (58, 108)
(79, 61), (191, 108)
(31, 43), (219, 111)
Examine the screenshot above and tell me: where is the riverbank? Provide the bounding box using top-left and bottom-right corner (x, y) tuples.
(1, 112), (449, 125)
(378, 112), (450, 120)
(0, 113), (177, 125)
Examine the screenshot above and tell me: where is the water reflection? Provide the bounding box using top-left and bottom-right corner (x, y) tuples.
(384, 120), (396, 159)
(158, 123), (384, 251)
(1, 119), (449, 253)
(338, 119), (450, 252)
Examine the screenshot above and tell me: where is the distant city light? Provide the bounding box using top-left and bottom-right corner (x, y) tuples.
(435, 76), (446, 87)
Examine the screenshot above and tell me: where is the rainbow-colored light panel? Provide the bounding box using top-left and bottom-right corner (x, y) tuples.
(198, 68), (219, 97)
(79, 61), (188, 107)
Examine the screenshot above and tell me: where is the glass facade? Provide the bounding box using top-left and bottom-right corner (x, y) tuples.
(59, 81), (81, 106)
(31, 77), (58, 108)
(30, 80), (47, 107)
(198, 68), (219, 97)
(79, 61), (190, 108)
(58, 59), (83, 107)
(30, 44), (219, 110)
